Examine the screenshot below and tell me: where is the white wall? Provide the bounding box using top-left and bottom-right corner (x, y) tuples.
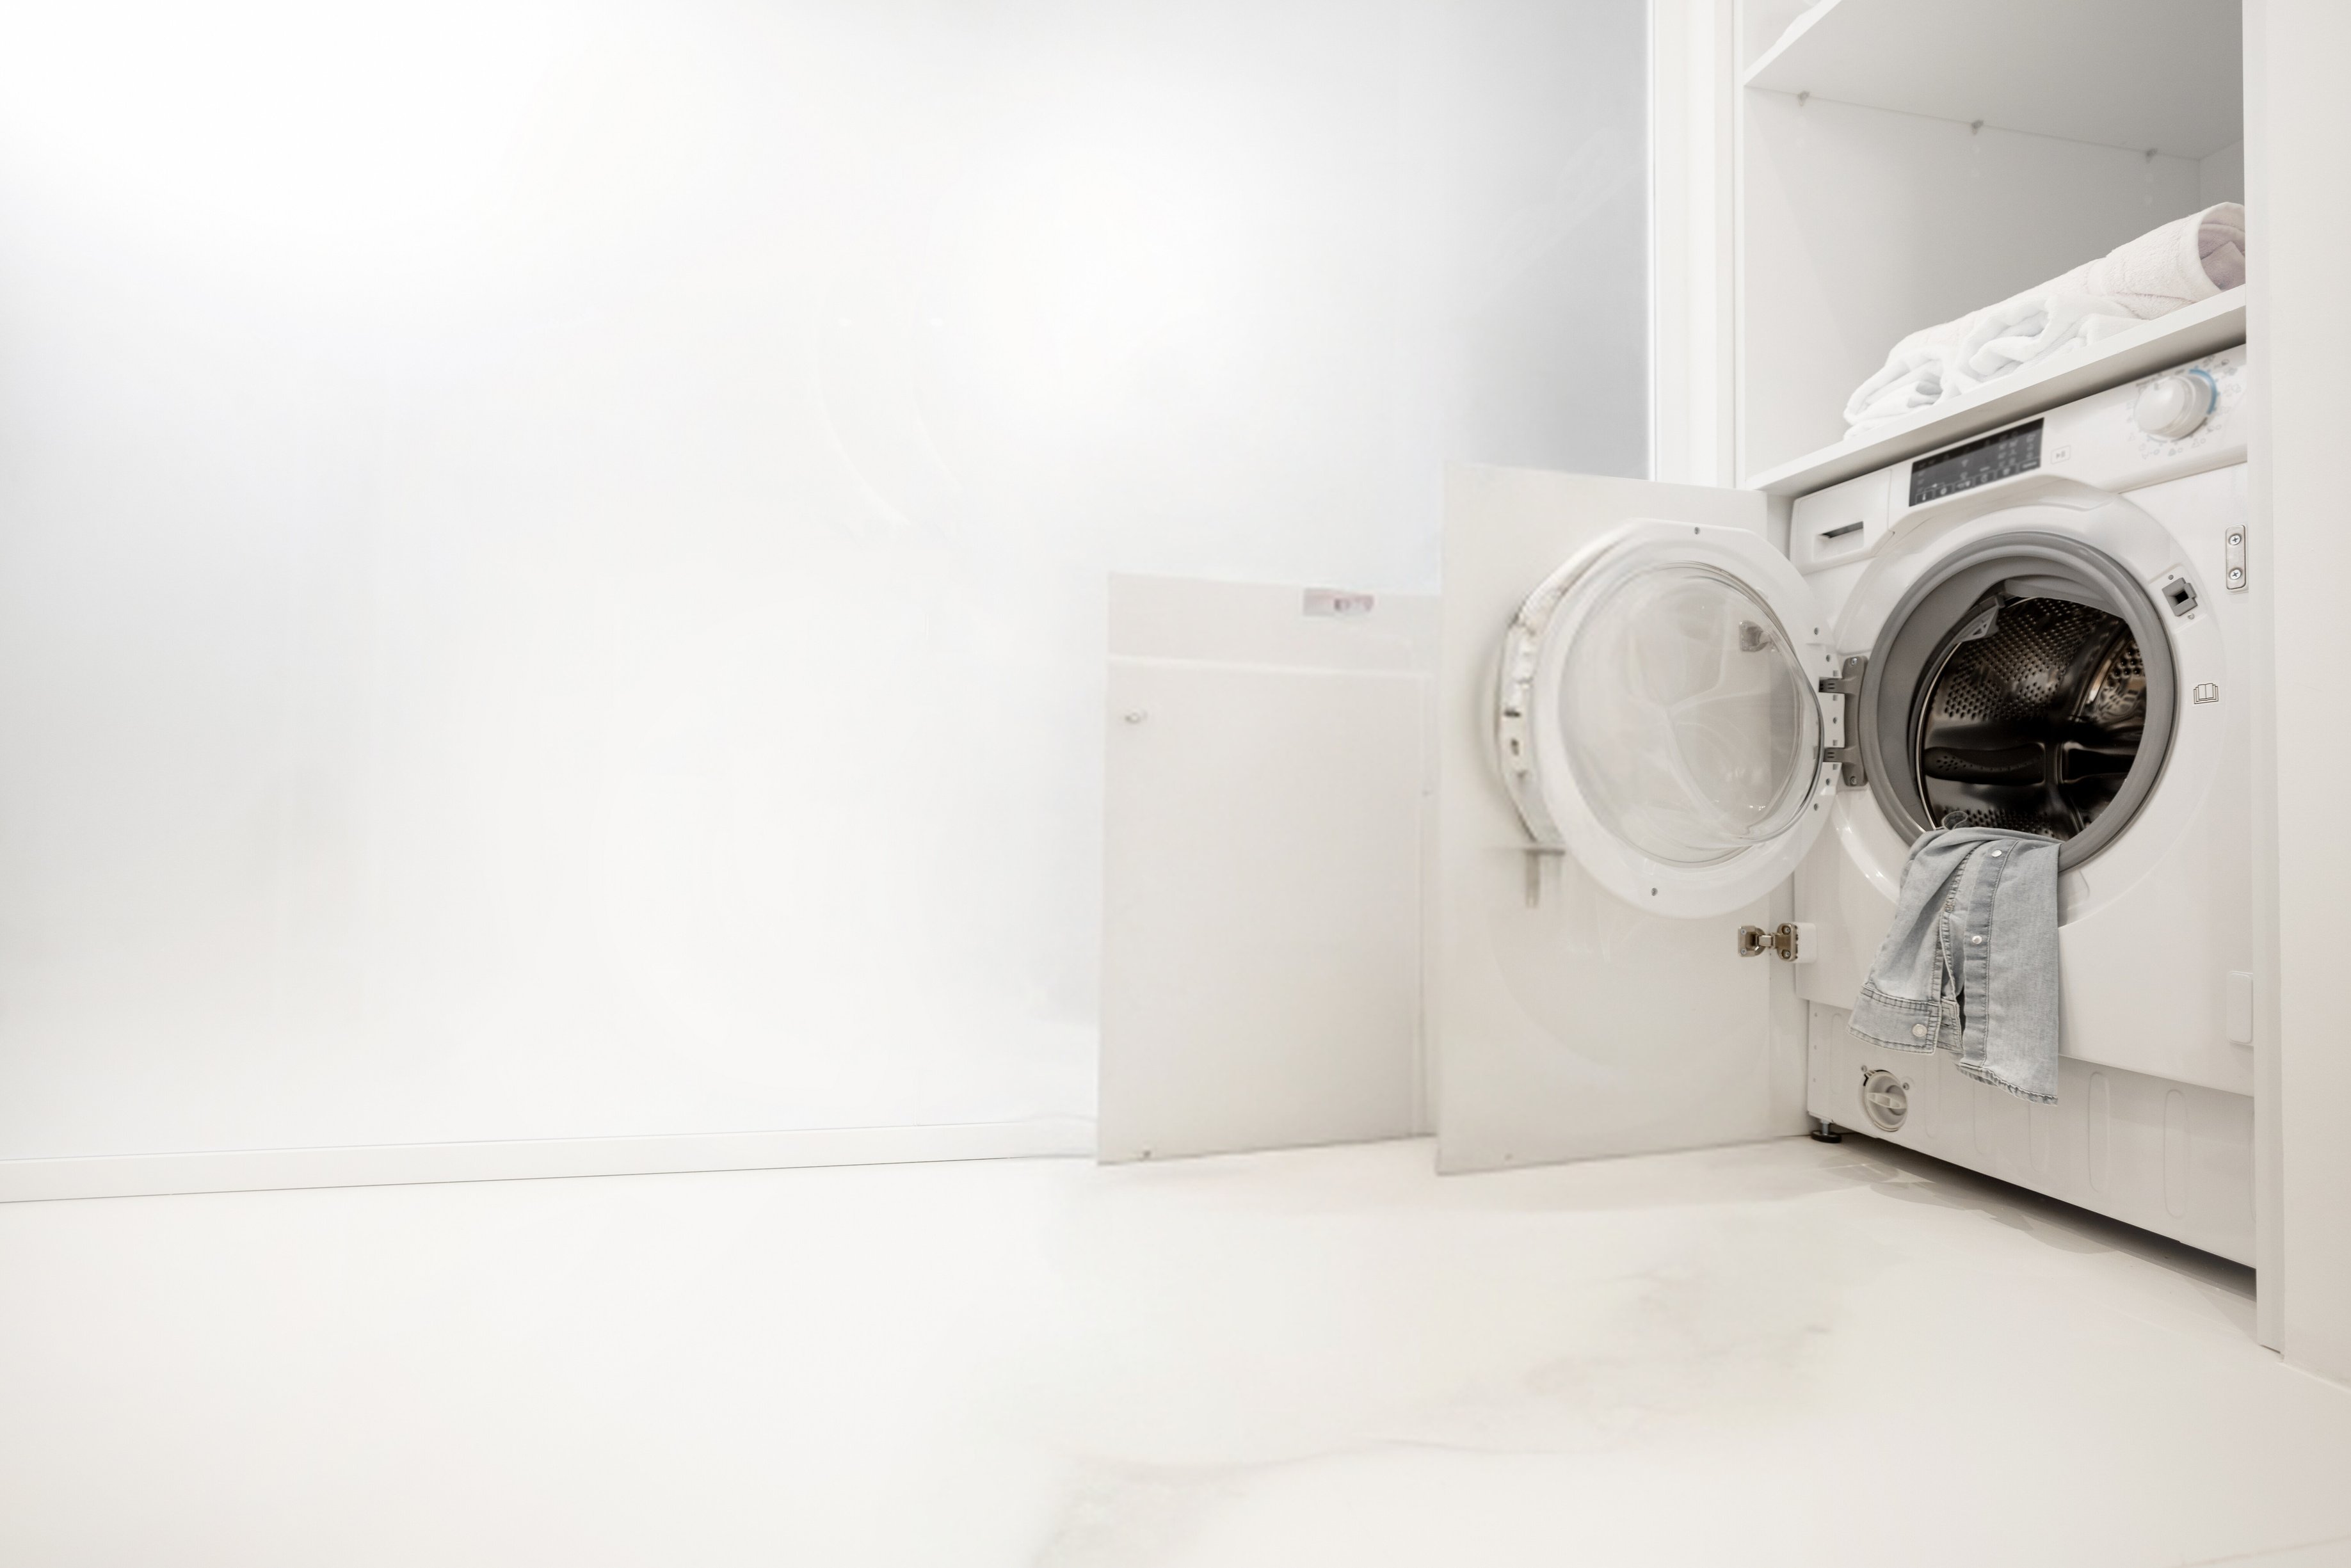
(0, 0), (1646, 1160)
(2202, 140), (2247, 206)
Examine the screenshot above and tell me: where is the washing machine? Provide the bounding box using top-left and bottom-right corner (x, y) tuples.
(1431, 346), (2254, 1263)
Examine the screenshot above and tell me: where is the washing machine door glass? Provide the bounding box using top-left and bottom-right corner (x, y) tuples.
(1500, 521), (1837, 918)
(1557, 563), (1819, 863)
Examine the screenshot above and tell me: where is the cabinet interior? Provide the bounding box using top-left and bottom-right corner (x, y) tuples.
(1734, 0), (2247, 480)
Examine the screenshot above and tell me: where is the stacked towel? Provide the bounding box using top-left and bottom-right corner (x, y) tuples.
(1844, 202), (2246, 438)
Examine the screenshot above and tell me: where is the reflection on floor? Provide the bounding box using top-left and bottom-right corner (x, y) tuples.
(2, 1136), (2347, 1566)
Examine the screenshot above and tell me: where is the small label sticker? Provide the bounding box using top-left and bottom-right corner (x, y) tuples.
(1303, 588), (1376, 618)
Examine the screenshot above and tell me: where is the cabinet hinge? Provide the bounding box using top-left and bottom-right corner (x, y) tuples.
(1737, 922), (1816, 962)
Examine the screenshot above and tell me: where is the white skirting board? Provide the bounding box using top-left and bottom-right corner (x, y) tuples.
(0, 1117), (1096, 1204)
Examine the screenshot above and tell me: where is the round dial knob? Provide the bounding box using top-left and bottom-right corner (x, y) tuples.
(2135, 371), (2217, 439)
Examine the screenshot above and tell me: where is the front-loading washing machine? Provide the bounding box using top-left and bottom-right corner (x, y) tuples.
(1431, 346), (2253, 1261)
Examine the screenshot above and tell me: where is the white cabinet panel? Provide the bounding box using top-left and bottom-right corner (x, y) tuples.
(1100, 579), (1433, 1162)
(1434, 467), (1808, 1172)
(2250, 0), (2351, 1377)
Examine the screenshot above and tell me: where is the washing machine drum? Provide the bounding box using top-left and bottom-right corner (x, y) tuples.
(1858, 532), (2177, 869)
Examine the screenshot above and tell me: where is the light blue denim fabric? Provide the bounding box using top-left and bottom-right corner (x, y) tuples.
(1849, 826), (2062, 1104)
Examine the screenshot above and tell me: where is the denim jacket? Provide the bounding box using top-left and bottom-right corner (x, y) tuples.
(1849, 826), (2062, 1104)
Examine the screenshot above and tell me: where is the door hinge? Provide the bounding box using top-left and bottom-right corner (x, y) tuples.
(1819, 654), (1866, 787)
(2226, 524), (2248, 591)
(1737, 922), (1817, 962)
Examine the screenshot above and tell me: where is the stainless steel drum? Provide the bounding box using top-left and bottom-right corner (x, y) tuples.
(1858, 532), (2177, 870)
(1913, 596), (2147, 840)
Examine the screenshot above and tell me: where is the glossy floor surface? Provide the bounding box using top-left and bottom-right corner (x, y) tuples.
(3, 1137), (2347, 1566)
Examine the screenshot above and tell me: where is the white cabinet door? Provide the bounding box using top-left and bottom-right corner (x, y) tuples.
(1434, 467), (1832, 1172)
(1100, 577), (1434, 1162)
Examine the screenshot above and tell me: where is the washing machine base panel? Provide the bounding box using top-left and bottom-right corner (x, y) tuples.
(1806, 1004), (2254, 1266)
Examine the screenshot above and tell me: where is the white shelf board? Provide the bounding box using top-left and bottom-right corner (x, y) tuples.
(1746, 288), (2246, 499)
(1745, 0), (2243, 158)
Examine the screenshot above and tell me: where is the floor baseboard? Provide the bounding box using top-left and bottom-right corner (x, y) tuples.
(0, 1117), (1098, 1204)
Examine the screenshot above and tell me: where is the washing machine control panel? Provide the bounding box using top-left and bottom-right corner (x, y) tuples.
(1906, 419), (2043, 505)
(1791, 344), (2251, 569)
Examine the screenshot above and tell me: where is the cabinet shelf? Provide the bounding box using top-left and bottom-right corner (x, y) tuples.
(1746, 287), (2246, 498)
(1745, 0), (2242, 158)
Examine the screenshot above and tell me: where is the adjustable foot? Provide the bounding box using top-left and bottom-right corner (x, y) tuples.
(1809, 1119), (1843, 1144)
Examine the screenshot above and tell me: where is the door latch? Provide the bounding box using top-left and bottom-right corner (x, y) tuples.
(1818, 655), (1866, 787)
(1737, 922), (1817, 962)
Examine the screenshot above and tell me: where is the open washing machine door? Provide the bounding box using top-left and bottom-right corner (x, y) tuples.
(1495, 520), (1840, 918)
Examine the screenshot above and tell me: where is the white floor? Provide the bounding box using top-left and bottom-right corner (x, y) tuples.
(3, 1137), (2348, 1567)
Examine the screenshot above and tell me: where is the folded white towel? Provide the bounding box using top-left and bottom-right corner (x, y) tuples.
(2050, 200), (2245, 314)
(1844, 203), (2245, 438)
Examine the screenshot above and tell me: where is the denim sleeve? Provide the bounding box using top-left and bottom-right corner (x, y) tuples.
(1848, 826), (2062, 1104)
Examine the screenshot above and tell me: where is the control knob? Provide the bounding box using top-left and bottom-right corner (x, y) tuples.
(2134, 369), (2217, 440)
